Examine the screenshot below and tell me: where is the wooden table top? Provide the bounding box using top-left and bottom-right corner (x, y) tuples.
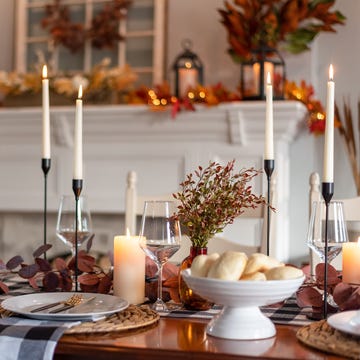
(54, 317), (346, 360)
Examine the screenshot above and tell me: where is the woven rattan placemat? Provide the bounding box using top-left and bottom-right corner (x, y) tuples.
(64, 304), (159, 334)
(297, 320), (360, 359)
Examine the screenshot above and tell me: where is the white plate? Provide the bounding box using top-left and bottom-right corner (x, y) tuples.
(328, 310), (360, 336)
(1, 292), (128, 321)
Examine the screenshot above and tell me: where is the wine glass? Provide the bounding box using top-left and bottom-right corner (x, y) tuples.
(139, 201), (181, 312)
(307, 200), (348, 264)
(56, 195), (94, 257)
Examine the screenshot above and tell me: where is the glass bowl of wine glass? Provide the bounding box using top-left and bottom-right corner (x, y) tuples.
(139, 200), (181, 312)
(56, 195), (94, 257)
(307, 200), (348, 264)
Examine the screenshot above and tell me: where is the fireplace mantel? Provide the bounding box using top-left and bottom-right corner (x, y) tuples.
(0, 101), (307, 261)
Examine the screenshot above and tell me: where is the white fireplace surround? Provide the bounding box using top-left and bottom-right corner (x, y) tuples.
(0, 101), (307, 261)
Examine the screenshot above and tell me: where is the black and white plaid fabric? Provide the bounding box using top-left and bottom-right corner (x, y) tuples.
(0, 318), (78, 360)
(0, 276), (79, 360)
(160, 297), (313, 326)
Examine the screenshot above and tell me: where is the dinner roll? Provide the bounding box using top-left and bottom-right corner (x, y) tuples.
(191, 253), (220, 277)
(243, 253), (284, 275)
(265, 266), (304, 280)
(240, 271), (266, 281)
(207, 251), (248, 280)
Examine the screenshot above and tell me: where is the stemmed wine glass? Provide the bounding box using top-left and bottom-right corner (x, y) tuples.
(56, 195), (94, 258)
(307, 200), (348, 265)
(139, 201), (181, 312)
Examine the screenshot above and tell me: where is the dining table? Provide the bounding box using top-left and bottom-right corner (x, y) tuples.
(0, 275), (354, 360)
(54, 317), (347, 360)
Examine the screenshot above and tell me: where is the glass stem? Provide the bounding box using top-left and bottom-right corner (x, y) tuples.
(157, 262), (163, 301)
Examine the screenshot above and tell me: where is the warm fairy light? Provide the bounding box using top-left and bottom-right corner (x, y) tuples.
(188, 92), (195, 99)
(153, 99), (160, 106)
(317, 113), (325, 120)
(42, 65), (47, 79)
(199, 91), (206, 98)
(185, 61), (192, 69)
(171, 96), (177, 103)
(329, 64), (334, 81)
(160, 98), (167, 105)
(78, 85), (83, 99)
(148, 90), (156, 99)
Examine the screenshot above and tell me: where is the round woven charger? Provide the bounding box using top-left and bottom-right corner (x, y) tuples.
(296, 320), (360, 359)
(64, 304), (159, 334)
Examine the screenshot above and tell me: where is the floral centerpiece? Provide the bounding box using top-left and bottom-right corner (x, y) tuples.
(218, 0), (345, 62)
(173, 160), (267, 309)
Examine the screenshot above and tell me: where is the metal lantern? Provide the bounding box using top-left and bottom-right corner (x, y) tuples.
(173, 39), (203, 98)
(240, 45), (286, 100)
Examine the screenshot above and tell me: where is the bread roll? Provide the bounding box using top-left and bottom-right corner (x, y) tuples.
(240, 271), (266, 281)
(243, 253), (284, 275)
(265, 266), (304, 280)
(207, 251), (248, 280)
(191, 253), (220, 277)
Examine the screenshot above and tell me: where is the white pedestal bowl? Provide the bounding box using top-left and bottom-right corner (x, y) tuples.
(181, 269), (305, 340)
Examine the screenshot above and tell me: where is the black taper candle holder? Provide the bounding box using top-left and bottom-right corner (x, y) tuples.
(41, 158), (51, 260)
(72, 179), (83, 292)
(264, 159), (275, 257)
(321, 182), (334, 319)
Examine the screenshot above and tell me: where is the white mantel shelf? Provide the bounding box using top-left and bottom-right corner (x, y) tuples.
(0, 101), (306, 146)
(0, 101), (307, 261)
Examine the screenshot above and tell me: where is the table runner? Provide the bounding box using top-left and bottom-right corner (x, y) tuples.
(159, 297), (313, 326)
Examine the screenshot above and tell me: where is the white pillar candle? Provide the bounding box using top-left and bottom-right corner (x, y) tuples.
(113, 230), (145, 304)
(179, 66), (198, 98)
(73, 85), (83, 180)
(264, 72), (274, 160)
(253, 62), (274, 95)
(342, 239), (360, 284)
(42, 65), (50, 159)
(323, 64), (335, 183)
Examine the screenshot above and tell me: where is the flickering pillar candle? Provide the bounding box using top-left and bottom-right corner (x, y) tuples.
(264, 72), (274, 160)
(323, 64), (335, 183)
(342, 240), (360, 284)
(42, 65), (50, 159)
(178, 67), (197, 98)
(113, 230), (145, 304)
(73, 85), (83, 180)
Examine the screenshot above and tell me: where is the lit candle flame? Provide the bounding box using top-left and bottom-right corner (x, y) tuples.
(126, 228), (131, 238)
(329, 64), (334, 81)
(42, 65), (47, 79)
(267, 72), (271, 85)
(78, 85), (83, 99)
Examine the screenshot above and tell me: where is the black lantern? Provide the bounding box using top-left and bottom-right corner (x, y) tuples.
(240, 45), (286, 100)
(173, 39), (203, 99)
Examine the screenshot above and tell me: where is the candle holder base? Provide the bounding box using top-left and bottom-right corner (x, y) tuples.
(72, 179), (83, 292)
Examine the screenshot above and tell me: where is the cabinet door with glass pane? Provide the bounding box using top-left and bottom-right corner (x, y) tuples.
(15, 0), (166, 86)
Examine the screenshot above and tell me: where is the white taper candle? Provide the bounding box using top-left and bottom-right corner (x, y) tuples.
(42, 65), (50, 159)
(323, 64), (335, 183)
(73, 85), (83, 180)
(265, 72), (274, 160)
